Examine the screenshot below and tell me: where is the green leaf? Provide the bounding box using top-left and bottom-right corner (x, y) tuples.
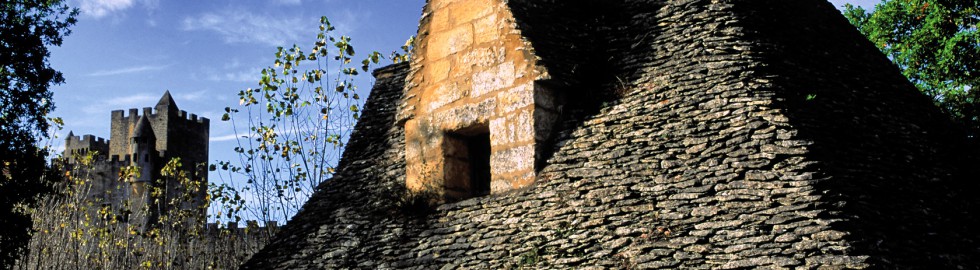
(844, 0), (980, 133)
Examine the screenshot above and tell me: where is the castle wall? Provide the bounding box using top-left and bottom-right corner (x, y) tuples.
(70, 92), (210, 229)
(160, 110), (210, 220)
(107, 106), (208, 173)
(401, 0), (558, 198)
(64, 134), (110, 164)
(163, 111), (210, 172)
(78, 160), (118, 202)
(109, 109), (135, 159)
(244, 0), (980, 268)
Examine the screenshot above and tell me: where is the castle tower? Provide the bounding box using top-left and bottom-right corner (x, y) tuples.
(155, 90), (178, 118)
(130, 114), (156, 183)
(127, 115), (157, 226)
(63, 131), (109, 164)
(64, 91), (209, 228)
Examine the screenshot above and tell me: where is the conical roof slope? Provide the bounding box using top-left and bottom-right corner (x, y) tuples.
(243, 1), (980, 268)
(131, 115), (154, 139)
(155, 90), (178, 111)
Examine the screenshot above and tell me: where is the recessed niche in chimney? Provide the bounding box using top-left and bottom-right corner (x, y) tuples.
(443, 126), (491, 201)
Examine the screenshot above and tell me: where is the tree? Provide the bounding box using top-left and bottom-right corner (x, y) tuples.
(844, 0), (979, 137)
(17, 154), (268, 269)
(0, 0), (77, 266)
(211, 16), (392, 223)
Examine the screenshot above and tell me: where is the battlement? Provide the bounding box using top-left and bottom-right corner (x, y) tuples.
(110, 108), (209, 124)
(177, 110), (210, 124)
(65, 91), (210, 230)
(66, 134), (109, 146)
(65, 133), (111, 162)
(110, 107), (159, 120)
(143, 107), (207, 123)
(111, 108), (141, 120)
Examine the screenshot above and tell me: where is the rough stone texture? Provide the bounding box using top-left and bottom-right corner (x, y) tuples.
(401, 0), (557, 198)
(243, 0), (980, 269)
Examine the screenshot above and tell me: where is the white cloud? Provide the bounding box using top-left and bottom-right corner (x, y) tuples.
(203, 58), (264, 83)
(224, 58), (243, 69)
(141, 0), (159, 10)
(176, 90), (208, 102)
(78, 0), (157, 18)
(329, 9), (361, 36)
(87, 64), (170, 76)
(181, 10), (309, 46)
(181, 7), (363, 47)
(81, 93), (157, 114)
(207, 69), (260, 83)
(210, 134), (246, 142)
(79, 0), (134, 18)
(103, 93), (158, 107)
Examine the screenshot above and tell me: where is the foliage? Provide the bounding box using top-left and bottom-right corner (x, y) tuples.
(844, 0), (980, 136)
(0, 0), (77, 266)
(16, 152), (272, 269)
(390, 35), (415, 64)
(211, 16), (390, 222)
(0, 142), (62, 267)
(0, 0), (77, 148)
(392, 181), (439, 218)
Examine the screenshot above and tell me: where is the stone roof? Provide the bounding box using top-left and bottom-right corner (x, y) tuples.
(243, 0), (980, 268)
(131, 115), (154, 139)
(156, 90), (178, 111)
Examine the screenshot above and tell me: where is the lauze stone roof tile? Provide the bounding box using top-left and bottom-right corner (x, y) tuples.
(242, 0), (980, 269)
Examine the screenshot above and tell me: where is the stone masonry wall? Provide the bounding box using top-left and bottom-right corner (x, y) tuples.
(400, 0), (559, 198)
(67, 92), (210, 229)
(244, 0), (980, 269)
(64, 134), (109, 164)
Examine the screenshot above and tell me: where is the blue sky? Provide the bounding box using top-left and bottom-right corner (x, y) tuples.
(829, 0), (880, 11)
(51, 0), (882, 151)
(48, 0), (880, 221)
(50, 0), (424, 166)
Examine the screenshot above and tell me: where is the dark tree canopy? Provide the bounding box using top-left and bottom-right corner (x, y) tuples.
(1, 0), (76, 150)
(844, 0), (979, 137)
(0, 0), (76, 266)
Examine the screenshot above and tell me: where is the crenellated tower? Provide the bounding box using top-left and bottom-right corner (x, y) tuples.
(64, 91), (209, 228)
(64, 132), (110, 164)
